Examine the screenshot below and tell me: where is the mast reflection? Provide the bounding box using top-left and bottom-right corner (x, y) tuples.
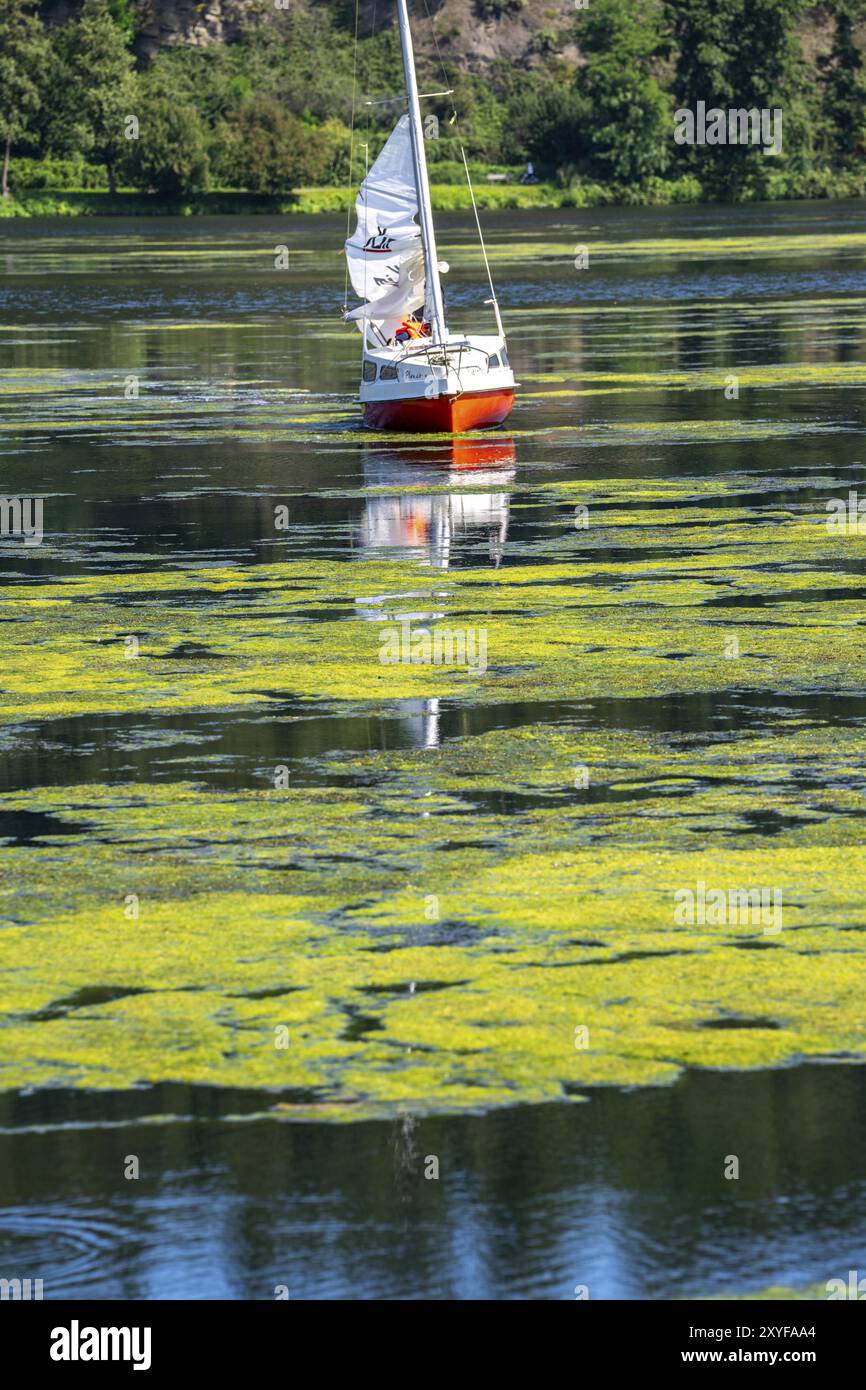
(355, 437), (515, 750)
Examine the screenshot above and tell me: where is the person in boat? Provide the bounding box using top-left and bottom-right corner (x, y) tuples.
(393, 311), (432, 345)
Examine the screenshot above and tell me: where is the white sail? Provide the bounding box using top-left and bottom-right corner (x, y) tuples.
(345, 115), (426, 336)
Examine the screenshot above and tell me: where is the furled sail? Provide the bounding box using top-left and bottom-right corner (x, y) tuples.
(344, 115), (426, 337)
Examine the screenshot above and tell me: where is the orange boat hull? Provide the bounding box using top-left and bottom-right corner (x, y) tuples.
(364, 388), (514, 433)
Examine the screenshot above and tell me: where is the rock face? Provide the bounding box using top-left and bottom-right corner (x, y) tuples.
(39, 0), (266, 60)
(41, 0), (580, 70)
(131, 0), (256, 60)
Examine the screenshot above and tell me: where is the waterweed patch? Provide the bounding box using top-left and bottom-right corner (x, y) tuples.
(1, 714), (864, 1118)
(2, 476), (866, 722)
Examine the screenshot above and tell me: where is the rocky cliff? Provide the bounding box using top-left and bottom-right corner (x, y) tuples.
(42, 0), (581, 69)
(39, 0), (838, 83)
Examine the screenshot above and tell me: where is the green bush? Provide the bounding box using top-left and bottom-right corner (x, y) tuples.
(218, 98), (335, 194)
(7, 154), (108, 190)
(124, 98), (210, 196)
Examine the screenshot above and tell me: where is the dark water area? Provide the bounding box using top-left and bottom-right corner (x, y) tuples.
(2, 1062), (866, 1300)
(2, 203), (866, 1298)
(1, 686), (865, 798)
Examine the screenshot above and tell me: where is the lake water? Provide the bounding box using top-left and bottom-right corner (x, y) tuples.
(1, 202), (866, 1299)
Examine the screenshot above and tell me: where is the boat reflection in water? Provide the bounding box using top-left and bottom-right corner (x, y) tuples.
(357, 436), (515, 569)
(355, 436), (515, 749)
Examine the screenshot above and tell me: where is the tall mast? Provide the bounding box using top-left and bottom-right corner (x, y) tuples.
(396, 0), (446, 345)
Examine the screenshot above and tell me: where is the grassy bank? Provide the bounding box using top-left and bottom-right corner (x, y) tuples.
(3, 168), (866, 217)
(0, 182), (684, 217)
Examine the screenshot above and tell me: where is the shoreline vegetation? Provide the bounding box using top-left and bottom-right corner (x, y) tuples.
(5, 167), (866, 218)
(1, 0), (866, 219)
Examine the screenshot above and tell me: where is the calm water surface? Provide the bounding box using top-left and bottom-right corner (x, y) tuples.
(1, 202), (865, 1298)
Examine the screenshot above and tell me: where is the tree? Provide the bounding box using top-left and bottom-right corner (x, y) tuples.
(0, 0), (50, 198)
(664, 0), (808, 197)
(575, 0), (671, 184)
(125, 97), (209, 197)
(502, 77), (587, 178)
(57, 0), (137, 194)
(820, 0), (866, 159)
(663, 0), (739, 110)
(226, 98), (331, 193)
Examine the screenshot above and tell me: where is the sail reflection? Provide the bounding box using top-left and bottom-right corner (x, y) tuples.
(355, 437), (515, 750)
(357, 437), (515, 569)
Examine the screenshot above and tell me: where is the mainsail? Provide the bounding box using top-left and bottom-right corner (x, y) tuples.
(344, 115), (426, 338)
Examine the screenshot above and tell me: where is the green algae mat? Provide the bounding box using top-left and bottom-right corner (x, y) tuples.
(2, 210), (866, 1124)
(3, 464), (866, 1116)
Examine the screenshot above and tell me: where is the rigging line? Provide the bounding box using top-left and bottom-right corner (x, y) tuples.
(460, 143), (500, 321)
(419, 0), (457, 120)
(344, 0), (362, 309)
(418, 0), (501, 333)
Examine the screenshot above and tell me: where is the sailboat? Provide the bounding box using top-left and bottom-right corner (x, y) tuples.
(342, 0), (516, 433)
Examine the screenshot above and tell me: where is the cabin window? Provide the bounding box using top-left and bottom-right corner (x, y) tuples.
(362, 361), (377, 382)
(500, 348), (509, 368)
(380, 365), (399, 380)
(488, 354), (500, 369)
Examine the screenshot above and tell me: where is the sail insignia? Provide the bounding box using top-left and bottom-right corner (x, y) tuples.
(344, 114), (426, 335)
